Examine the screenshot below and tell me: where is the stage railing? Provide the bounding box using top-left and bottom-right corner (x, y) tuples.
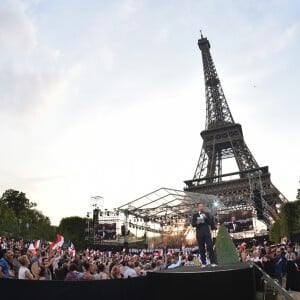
(249, 261), (296, 300)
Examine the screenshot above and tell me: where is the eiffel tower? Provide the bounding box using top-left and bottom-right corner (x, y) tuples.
(184, 32), (288, 227)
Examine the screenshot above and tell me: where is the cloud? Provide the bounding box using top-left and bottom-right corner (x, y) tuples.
(0, 0), (37, 54)
(113, 0), (143, 32)
(156, 26), (170, 42)
(0, 0), (71, 116)
(115, 0), (141, 20)
(246, 22), (299, 61)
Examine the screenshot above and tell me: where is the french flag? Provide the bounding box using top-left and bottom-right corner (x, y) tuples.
(50, 234), (64, 250)
(68, 241), (76, 257)
(34, 240), (41, 249)
(140, 250), (147, 258)
(28, 242), (37, 255)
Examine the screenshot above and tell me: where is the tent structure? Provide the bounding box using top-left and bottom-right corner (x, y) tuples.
(117, 187), (224, 229)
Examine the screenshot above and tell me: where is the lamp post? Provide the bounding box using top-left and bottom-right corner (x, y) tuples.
(18, 219), (22, 234)
(86, 212), (90, 234)
(26, 223), (30, 240)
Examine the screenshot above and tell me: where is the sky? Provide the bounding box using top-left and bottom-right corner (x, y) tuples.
(0, 0), (299, 226)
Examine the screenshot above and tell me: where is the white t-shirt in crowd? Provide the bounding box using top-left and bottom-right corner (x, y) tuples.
(123, 268), (137, 278)
(18, 265), (31, 280)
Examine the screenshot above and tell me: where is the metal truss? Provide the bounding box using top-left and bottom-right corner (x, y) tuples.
(117, 187), (223, 229)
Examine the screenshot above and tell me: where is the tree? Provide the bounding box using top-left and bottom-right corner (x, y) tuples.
(0, 189), (57, 241)
(0, 201), (18, 236)
(215, 224), (240, 265)
(21, 209), (56, 241)
(269, 220), (282, 243)
(1, 189), (36, 217)
(269, 199), (300, 242)
(58, 216), (87, 250)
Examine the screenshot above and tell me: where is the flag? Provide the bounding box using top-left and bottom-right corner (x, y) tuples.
(50, 234), (64, 250)
(140, 250), (147, 258)
(28, 242), (36, 255)
(34, 240), (41, 249)
(68, 241), (76, 257)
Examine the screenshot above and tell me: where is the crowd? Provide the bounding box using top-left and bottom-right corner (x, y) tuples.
(237, 240), (300, 291)
(0, 236), (299, 291)
(0, 237), (200, 281)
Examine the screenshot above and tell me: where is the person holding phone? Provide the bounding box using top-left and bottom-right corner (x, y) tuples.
(192, 202), (217, 268)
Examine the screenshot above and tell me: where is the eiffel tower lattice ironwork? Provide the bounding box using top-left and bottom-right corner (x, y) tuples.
(184, 32), (288, 226)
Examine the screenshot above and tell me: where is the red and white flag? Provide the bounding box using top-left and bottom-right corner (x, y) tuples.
(34, 240), (41, 249)
(50, 234), (64, 250)
(28, 242), (36, 255)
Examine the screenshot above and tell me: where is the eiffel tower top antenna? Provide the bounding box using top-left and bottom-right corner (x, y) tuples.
(200, 29), (204, 39)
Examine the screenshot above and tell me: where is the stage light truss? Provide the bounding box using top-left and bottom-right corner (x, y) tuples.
(117, 187), (223, 230)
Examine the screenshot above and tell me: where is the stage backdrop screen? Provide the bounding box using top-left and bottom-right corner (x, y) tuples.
(218, 210), (253, 233)
(97, 223), (117, 240)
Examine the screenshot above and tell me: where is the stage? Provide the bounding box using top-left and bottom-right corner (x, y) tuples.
(147, 263), (256, 300)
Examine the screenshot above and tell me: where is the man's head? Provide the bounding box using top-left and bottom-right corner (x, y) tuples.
(198, 203), (205, 212)
(1, 249), (13, 261)
(231, 215), (236, 222)
(13, 248), (21, 258)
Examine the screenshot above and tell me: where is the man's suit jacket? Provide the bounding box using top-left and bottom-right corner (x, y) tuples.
(227, 221), (240, 233)
(192, 211), (216, 237)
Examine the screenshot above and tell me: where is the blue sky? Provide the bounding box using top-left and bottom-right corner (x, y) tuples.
(0, 0), (299, 225)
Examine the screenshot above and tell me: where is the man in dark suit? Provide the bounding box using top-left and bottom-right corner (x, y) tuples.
(227, 215), (240, 233)
(192, 202), (217, 267)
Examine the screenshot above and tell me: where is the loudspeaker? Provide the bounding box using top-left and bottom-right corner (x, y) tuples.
(121, 225), (126, 236)
(253, 189), (263, 220)
(93, 209), (99, 226)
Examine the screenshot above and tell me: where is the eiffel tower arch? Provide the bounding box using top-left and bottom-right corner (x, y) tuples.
(184, 32), (288, 228)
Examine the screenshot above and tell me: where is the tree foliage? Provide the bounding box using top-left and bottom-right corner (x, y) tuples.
(0, 189), (56, 241)
(58, 216), (87, 250)
(269, 200), (300, 243)
(269, 219), (282, 243)
(1, 189), (36, 217)
(0, 201), (18, 236)
(215, 224), (240, 265)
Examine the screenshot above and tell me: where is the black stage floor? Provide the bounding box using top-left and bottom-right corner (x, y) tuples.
(147, 262), (256, 300)
(156, 262), (251, 273)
